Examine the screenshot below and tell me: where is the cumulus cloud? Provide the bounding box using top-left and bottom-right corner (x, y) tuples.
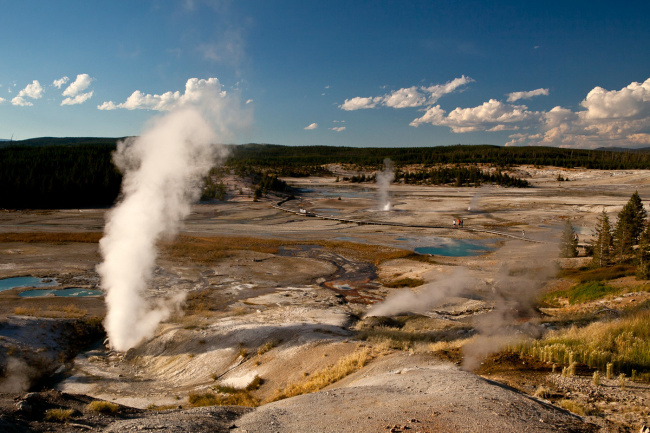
(340, 96), (382, 111)
(507, 78), (650, 148)
(330, 126), (346, 132)
(62, 91), (94, 106)
(53, 76), (69, 89)
(506, 88), (549, 102)
(340, 76), (473, 111)
(11, 80), (43, 106)
(411, 99), (541, 132)
(98, 78), (227, 111)
(0, 97), (4, 104)
(62, 74), (93, 97)
(57, 74), (94, 106)
(304, 122), (318, 130)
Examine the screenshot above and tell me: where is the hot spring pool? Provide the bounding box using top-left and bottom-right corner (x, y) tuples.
(0, 277), (58, 293)
(19, 288), (103, 298)
(414, 239), (495, 257)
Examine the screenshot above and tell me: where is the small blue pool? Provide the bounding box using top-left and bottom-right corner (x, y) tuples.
(19, 288), (103, 298)
(415, 239), (495, 257)
(0, 277), (58, 293)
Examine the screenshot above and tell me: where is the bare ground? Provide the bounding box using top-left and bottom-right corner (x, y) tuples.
(1, 167), (649, 432)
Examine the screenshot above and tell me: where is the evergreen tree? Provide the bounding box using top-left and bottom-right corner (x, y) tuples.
(590, 210), (613, 268)
(613, 191), (647, 262)
(636, 224), (650, 279)
(559, 220), (578, 258)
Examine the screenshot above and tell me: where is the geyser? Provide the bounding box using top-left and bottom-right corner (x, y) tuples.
(97, 78), (245, 351)
(377, 158), (395, 211)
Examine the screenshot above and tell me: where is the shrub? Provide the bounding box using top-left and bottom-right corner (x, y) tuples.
(86, 400), (119, 414)
(557, 399), (592, 416)
(45, 408), (75, 422)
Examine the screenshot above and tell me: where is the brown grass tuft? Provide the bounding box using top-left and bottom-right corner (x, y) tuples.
(45, 408), (75, 422)
(86, 400), (119, 415)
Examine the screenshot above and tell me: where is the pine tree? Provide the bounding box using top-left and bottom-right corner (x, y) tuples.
(560, 220), (578, 258)
(637, 225), (650, 279)
(591, 210), (612, 268)
(613, 191), (647, 262)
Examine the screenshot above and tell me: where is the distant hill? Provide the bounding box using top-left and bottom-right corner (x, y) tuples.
(0, 136), (128, 148)
(595, 146), (650, 153)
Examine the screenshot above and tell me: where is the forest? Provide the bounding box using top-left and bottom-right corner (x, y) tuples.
(2, 139), (650, 209)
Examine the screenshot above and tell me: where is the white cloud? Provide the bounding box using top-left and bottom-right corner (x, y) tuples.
(340, 96), (382, 111)
(580, 79), (650, 120)
(62, 91), (94, 106)
(62, 74), (93, 97)
(98, 78), (227, 111)
(506, 88), (549, 102)
(245, 99), (254, 104)
(330, 126), (346, 132)
(340, 76), (473, 111)
(0, 97), (4, 104)
(410, 99), (540, 132)
(304, 123), (318, 130)
(53, 76), (69, 89)
(508, 78), (650, 148)
(11, 80), (43, 106)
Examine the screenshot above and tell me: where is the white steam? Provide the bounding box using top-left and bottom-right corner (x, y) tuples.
(98, 78), (246, 352)
(368, 241), (559, 369)
(377, 158), (395, 211)
(367, 267), (477, 317)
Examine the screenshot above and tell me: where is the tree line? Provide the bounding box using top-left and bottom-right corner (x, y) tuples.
(0, 144), (121, 209)
(3, 139), (650, 209)
(226, 143), (650, 170)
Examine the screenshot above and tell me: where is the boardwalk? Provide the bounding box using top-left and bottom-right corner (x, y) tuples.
(273, 198), (551, 244)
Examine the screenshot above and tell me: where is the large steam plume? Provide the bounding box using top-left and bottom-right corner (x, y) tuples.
(377, 158), (395, 211)
(98, 78), (246, 351)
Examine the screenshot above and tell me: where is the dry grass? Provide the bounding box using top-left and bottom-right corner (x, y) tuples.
(45, 408), (75, 422)
(13, 304), (88, 318)
(269, 347), (374, 402)
(0, 232), (102, 243)
(257, 340), (277, 356)
(188, 389), (260, 407)
(534, 385), (552, 399)
(382, 277), (424, 288)
(556, 399), (593, 416)
(357, 315), (471, 351)
(163, 235), (412, 265)
(86, 400), (119, 415)
(511, 309), (650, 377)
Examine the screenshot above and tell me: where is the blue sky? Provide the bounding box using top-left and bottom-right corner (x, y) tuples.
(1, 0), (649, 148)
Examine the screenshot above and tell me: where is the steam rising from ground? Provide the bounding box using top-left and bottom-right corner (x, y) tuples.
(377, 158), (395, 211)
(368, 241), (559, 369)
(0, 358), (35, 392)
(98, 78), (247, 351)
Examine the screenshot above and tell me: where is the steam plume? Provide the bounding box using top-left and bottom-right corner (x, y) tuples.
(377, 158), (395, 211)
(367, 268), (477, 317)
(98, 78), (245, 351)
(368, 241), (559, 369)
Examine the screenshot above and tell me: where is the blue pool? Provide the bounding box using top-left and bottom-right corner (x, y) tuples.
(414, 239), (495, 257)
(0, 277), (58, 293)
(19, 288), (103, 298)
